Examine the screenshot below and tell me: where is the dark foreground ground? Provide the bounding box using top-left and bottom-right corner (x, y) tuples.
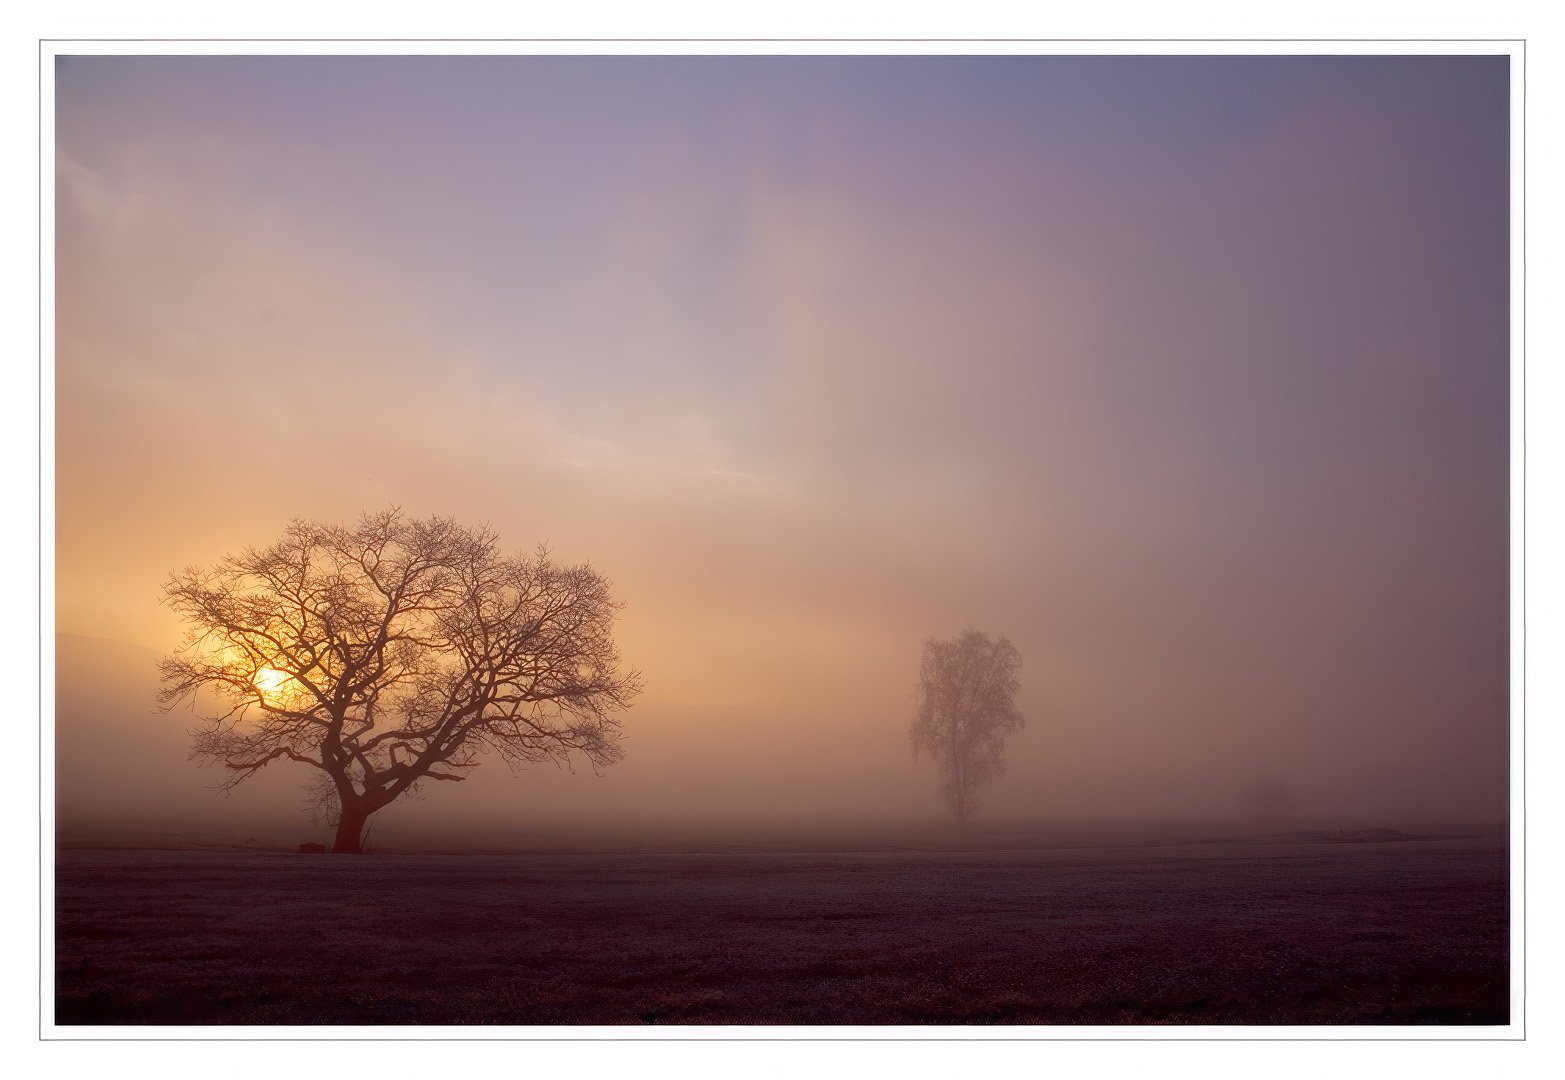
(55, 832), (1508, 1026)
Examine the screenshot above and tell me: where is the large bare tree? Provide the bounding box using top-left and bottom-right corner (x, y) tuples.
(159, 509), (642, 853)
(910, 630), (1025, 824)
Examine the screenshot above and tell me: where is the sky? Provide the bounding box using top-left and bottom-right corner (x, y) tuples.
(53, 55), (1510, 835)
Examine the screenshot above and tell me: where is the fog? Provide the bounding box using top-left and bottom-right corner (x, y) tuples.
(54, 57), (1509, 846)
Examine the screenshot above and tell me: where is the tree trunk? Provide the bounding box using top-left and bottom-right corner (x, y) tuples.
(331, 802), (371, 854)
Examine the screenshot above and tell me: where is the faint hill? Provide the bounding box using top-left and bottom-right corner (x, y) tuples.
(1274, 827), (1465, 844)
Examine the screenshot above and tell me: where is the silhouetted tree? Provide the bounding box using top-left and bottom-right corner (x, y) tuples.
(159, 509), (642, 853)
(910, 629), (1024, 823)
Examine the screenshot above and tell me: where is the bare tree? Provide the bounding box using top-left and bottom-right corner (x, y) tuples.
(910, 629), (1025, 824)
(159, 509), (642, 853)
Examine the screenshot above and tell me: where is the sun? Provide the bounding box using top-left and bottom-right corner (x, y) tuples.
(253, 667), (294, 701)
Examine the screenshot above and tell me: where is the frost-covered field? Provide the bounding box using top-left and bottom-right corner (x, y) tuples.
(55, 834), (1508, 1026)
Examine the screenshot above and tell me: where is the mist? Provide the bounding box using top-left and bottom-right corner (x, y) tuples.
(54, 56), (1509, 848)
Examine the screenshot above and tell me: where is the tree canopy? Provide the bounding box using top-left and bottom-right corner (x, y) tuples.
(159, 509), (642, 852)
(910, 629), (1025, 823)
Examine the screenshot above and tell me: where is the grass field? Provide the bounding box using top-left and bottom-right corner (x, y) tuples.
(54, 831), (1508, 1026)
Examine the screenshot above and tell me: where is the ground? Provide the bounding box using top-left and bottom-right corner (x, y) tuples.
(54, 832), (1508, 1026)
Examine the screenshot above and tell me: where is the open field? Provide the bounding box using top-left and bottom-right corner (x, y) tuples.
(55, 832), (1508, 1026)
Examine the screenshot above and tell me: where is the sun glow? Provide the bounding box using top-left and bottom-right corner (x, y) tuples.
(253, 667), (294, 702)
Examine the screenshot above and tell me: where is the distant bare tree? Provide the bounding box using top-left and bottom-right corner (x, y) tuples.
(159, 509), (642, 853)
(910, 630), (1025, 824)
